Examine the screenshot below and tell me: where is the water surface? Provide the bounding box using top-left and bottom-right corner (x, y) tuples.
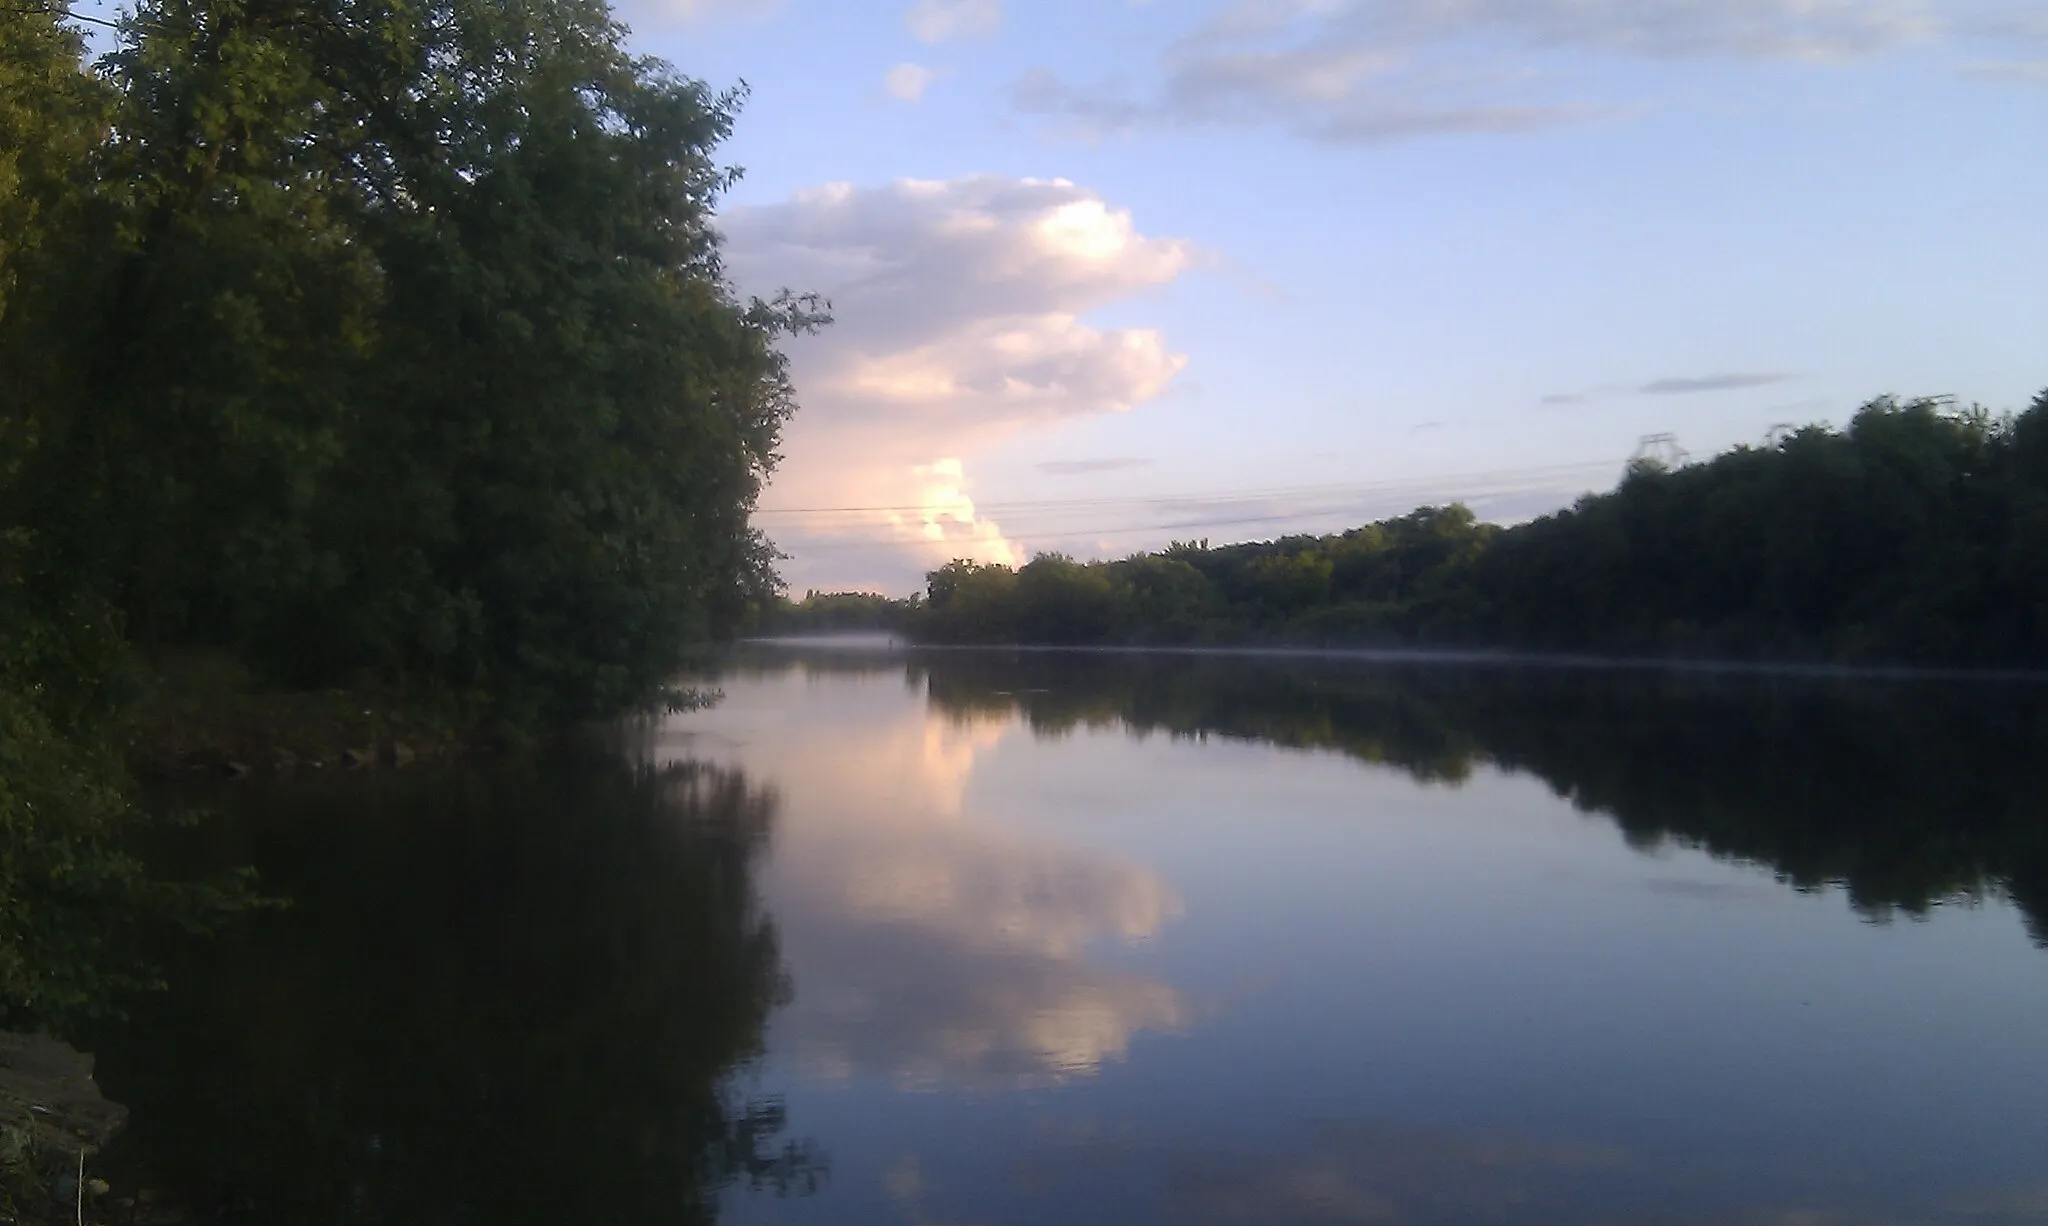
(91, 647), (2048, 1224)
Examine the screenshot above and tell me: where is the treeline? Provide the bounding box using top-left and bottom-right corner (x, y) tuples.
(757, 590), (915, 636)
(902, 394), (2048, 667)
(2, 0), (805, 1026)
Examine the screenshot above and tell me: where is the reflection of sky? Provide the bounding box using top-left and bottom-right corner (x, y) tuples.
(677, 658), (2048, 1225)
(663, 667), (1185, 1088)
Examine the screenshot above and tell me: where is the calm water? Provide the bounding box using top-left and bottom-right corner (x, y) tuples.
(86, 646), (2048, 1224)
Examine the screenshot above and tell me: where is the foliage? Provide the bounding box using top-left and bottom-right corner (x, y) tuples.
(2, 0), (818, 727)
(900, 395), (2048, 667)
(0, 577), (259, 1035)
(755, 589), (920, 635)
(910, 502), (1500, 646)
(0, 653), (150, 1031)
(1473, 396), (2040, 663)
(1, 0), (810, 1075)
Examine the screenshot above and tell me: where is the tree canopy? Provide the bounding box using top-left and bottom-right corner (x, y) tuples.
(2, 0), (819, 724)
(0, 0), (816, 1044)
(901, 394), (2048, 669)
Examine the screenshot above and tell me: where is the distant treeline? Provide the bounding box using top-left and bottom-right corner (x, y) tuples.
(759, 591), (917, 636)
(780, 394), (2048, 667)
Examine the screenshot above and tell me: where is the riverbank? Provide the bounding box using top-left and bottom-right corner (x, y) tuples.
(0, 1034), (124, 1225)
(120, 650), (489, 783)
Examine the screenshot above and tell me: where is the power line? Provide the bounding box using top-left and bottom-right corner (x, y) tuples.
(995, 509), (1451, 544)
(752, 459), (1621, 520)
(755, 461), (1617, 515)
(757, 463), (1623, 548)
(988, 483), (1602, 535)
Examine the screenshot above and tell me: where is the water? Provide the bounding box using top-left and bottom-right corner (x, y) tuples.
(86, 646), (2048, 1224)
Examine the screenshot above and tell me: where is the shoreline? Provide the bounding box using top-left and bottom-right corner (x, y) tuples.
(741, 635), (2048, 685)
(119, 652), (488, 783)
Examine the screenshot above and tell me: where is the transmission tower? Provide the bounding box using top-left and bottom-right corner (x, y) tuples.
(1631, 433), (1689, 468)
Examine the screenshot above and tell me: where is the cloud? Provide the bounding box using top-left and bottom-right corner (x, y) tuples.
(883, 61), (939, 102)
(617, 0), (779, 24)
(721, 175), (1193, 589)
(1959, 9), (2048, 43)
(1013, 61), (1604, 147)
(1640, 372), (1795, 394)
(1037, 456), (1155, 475)
(906, 0), (1000, 43)
(1964, 57), (2048, 83)
(890, 458), (1019, 566)
(1188, 0), (1954, 62)
(1312, 102), (1605, 142)
(1543, 373), (1795, 403)
(1344, 0), (1940, 59)
(1014, 0), (2039, 144)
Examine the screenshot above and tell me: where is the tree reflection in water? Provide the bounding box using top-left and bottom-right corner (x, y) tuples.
(86, 752), (819, 1225)
(901, 651), (2048, 940)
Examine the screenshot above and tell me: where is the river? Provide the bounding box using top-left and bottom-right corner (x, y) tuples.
(83, 643), (2048, 1224)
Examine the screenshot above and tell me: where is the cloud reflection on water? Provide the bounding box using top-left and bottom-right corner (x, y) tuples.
(660, 665), (1186, 1089)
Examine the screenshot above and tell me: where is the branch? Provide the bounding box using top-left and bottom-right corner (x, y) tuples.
(2, 3), (122, 28)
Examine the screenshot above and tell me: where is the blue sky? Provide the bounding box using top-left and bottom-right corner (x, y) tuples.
(622, 0), (2045, 593)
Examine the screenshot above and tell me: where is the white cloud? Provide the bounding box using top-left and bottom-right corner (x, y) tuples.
(1189, 0), (1950, 61)
(721, 175), (1193, 589)
(1016, 0), (2041, 144)
(889, 458), (1019, 567)
(1965, 57), (2048, 83)
(1377, 0), (1936, 59)
(883, 61), (940, 101)
(1018, 60), (1603, 145)
(616, 0), (780, 26)
(906, 0), (1001, 43)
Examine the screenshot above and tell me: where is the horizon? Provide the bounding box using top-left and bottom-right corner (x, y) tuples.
(65, 0), (2048, 593)
(770, 392), (2042, 601)
(601, 0), (2045, 593)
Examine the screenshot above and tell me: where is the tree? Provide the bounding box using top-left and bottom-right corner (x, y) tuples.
(3, 0), (824, 719)
(1012, 553), (1129, 644)
(903, 393), (2048, 667)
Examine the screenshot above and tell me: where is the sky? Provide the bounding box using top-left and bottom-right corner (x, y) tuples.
(619, 0), (2045, 593)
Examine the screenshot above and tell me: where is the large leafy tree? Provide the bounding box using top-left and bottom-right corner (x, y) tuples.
(6, 0), (820, 719)
(0, 6), (149, 1030)
(285, 0), (825, 714)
